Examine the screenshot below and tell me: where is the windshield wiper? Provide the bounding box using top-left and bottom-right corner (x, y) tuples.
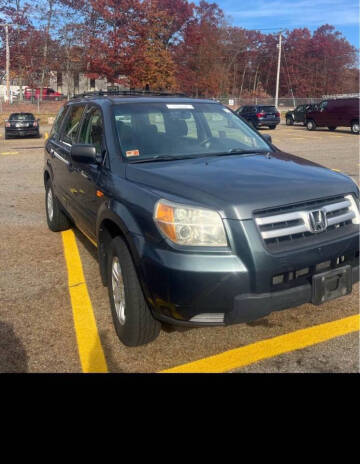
(214, 149), (270, 157)
(128, 154), (199, 163)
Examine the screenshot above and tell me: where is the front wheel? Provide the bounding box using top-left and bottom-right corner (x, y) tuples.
(286, 117), (293, 126)
(306, 120), (316, 131)
(107, 236), (161, 347)
(351, 121), (359, 134)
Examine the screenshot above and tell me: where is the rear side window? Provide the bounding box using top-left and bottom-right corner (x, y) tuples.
(61, 105), (85, 144)
(50, 106), (67, 139)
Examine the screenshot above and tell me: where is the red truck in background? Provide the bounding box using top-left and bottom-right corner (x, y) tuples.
(24, 87), (64, 101)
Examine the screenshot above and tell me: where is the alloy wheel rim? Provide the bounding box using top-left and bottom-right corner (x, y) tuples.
(47, 188), (54, 222)
(353, 123), (359, 133)
(112, 257), (126, 325)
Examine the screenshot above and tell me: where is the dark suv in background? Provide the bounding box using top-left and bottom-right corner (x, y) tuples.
(305, 97), (359, 133)
(44, 91), (359, 346)
(285, 104), (318, 126)
(5, 112), (40, 139)
(235, 105), (280, 129)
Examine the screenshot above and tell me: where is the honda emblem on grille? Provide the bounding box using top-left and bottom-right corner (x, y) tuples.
(309, 209), (327, 233)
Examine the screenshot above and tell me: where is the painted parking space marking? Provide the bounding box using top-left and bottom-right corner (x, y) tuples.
(332, 168), (341, 172)
(1, 151), (19, 156)
(62, 229), (108, 373)
(160, 315), (360, 373)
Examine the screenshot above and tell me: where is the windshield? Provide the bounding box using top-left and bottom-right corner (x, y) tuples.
(113, 102), (270, 160)
(9, 113), (35, 121)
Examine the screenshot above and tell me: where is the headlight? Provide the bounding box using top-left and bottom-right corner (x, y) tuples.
(154, 200), (227, 247)
(345, 194), (360, 224)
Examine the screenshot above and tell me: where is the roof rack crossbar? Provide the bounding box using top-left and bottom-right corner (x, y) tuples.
(72, 89), (188, 99)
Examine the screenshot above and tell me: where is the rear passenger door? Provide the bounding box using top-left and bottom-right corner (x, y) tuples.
(57, 104), (86, 220)
(45, 105), (68, 203)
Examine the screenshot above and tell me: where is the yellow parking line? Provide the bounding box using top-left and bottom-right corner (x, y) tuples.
(1, 151), (18, 156)
(332, 169), (341, 172)
(160, 315), (359, 373)
(62, 229), (108, 373)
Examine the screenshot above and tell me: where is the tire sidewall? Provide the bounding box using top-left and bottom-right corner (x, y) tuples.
(307, 120), (315, 130)
(107, 237), (152, 346)
(45, 182), (55, 228)
(351, 121), (359, 134)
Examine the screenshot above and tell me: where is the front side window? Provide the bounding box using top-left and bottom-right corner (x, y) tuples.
(79, 108), (104, 154)
(320, 101), (328, 110)
(113, 102), (270, 161)
(61, 105), (85, 144)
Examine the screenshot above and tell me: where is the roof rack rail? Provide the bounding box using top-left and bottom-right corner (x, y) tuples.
(72, 89), (188, 99)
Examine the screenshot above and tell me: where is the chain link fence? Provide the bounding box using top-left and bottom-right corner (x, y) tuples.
(221, 97), (323, 111)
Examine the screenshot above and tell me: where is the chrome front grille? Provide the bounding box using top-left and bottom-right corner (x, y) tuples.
(255, 195), (359, 251)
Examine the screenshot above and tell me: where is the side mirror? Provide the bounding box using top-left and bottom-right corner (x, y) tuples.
(262, 134), (272, 144)
(71, 144), (98, 164)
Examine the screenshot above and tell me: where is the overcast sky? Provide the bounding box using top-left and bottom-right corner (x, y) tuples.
(213, 0), (359, 48)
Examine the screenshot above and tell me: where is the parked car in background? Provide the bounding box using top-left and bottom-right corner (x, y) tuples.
(235, 105), (280, 129)
(5, 113), (40, 139)
(24, 87), (64, 101)
(285, 104), (318, 126)
(305, 97), (359, 133)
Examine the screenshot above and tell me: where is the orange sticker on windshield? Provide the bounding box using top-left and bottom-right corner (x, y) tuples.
(126, 149), (140, 157)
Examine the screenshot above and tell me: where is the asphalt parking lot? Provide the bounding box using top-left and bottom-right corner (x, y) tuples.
(0, 122), (359, 373)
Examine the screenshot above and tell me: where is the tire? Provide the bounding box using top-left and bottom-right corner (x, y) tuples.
(107, 236), (161, 347)
(328, 126), (337, 131)
(269, 125), (276, 130)
(351, 121), (359, 134)
(45, 181), (71, 232)
(306, 120), (316, 131)
(286, 117), (294, 126)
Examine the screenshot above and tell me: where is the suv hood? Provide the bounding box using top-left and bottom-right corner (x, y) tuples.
(125, 151), (356, 220)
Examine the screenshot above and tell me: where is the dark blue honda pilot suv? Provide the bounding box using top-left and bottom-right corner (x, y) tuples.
(44, 91), (359, 346)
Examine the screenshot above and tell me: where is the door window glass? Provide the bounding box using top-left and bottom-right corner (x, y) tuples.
(320, 101), (328, 110)
(50, 105), (67, 139)
(61, 105), (85, 144)
(79, 108), (104, 154)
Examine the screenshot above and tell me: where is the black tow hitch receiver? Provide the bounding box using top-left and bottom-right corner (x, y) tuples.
(312, 265), (352, 305)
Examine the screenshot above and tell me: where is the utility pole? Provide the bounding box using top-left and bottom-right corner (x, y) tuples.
(275, 31), (282, 108)
(0, 23), (18, 103)
(0, 24), (10, 102)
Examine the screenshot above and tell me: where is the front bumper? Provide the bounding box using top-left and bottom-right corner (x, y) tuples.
(131, 227), (359, 327)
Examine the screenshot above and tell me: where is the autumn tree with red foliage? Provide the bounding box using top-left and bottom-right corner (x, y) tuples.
(0, 0), (358, 99)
